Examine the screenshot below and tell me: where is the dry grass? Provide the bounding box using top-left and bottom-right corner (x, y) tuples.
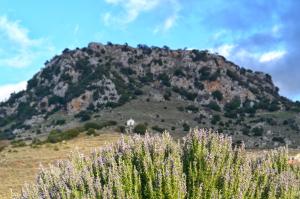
(0, 132), (121, 199)
(1, 131), (299, 199)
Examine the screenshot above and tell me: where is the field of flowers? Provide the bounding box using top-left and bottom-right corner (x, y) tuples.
(15, 129), (300, 199)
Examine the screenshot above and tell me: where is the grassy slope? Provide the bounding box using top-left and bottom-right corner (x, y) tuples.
(0, 133), (121, 199)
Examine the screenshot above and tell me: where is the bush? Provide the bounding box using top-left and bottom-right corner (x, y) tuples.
(47, 129), (80, 143)
(151, 125), (165, 133)
(86, 128), (98, 136)
(211, 114), (221, 125)
(84, 122), (101, 130)
(182, 123), (190, 131)
(16, 129), (300, 199)
(174, 69), (185, 77)
(75, 111), (92, 122)
(133, 123), (148, 135)
(158, 73), (171, 87)
(206, 101), (221, 112)
(252, 127), (264, 136)
(198, 67), (211, 80)
(84, 121), (118, 131)
(185, 105), (199, 113)
(11, 140), (27, 148)
(212, 90), (223, 101)
(117, 125), (126, 133)
(172, 87), (198, 101)
(224, 96), (241, 111)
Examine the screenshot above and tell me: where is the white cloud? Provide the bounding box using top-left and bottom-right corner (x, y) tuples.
(103, 0), (161, 25)
(0, 81), (27, 102)
(103, 0), (180, 32)
(211, 44), (236, 57)
(259, 50), (286, 63)
(0, 16), (40, 47)
(0, 16), (51, 68)
(153, 0), (180, 33)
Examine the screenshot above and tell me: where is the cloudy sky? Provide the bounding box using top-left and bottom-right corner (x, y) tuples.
(0, 0), (299, 101)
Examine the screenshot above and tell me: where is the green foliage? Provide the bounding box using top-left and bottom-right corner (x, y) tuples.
(0, 130), (15, 140)
(16, 102), (37, 121)
(84, 121), (118, 131)
(163, 90), (172, 100)
(226, 69), (240, 81)
(120, 67), (136, 75)
(191, 50), (208, 62)
(16, 129), (300, 199)
(174, 68), (185, 77)
(172, 87), (198, 101)
(252, 127), (264, 136)
(47, 128), (80, 143)
(185, 105), (199, 113)
(86, 128), (98, 136)
(211, 114), (221, 125)
(27, 76), (38, 90)
(212, 90), (223, 101)
(48, 95), (65, 105)
(224, 96), (241, 111)
(198, 67), (211, 80)
(182, 123), (190, 131)
(117, 125), (126, 133)
(158, 73), (171, 87)
(11, 140), (27, 148)
(194, 79), (204, 90)
(206, 101), (221, 112)
(133, 123), (148, 135)
(75, 111), (92, 122)
(151, 125), (165, 133)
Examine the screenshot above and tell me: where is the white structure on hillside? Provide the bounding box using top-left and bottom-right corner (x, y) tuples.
(126, 118), (135, 127)
(126, 118), (135, 133)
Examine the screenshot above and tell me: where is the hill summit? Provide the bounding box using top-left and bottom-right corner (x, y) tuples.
(0, 42), (299, 148)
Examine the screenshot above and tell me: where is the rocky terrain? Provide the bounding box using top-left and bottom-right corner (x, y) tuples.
(0, 42), (299, 148)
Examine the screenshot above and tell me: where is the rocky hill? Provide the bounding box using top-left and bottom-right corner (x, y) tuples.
(0, 42), (299, 148)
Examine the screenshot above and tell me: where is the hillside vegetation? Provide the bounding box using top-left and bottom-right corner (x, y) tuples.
(14, 129), (300, 199)
(0, 43), (299, 148)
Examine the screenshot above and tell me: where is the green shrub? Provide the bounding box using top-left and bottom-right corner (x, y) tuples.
(47, 128), (80, 143)
(75, 111), (92, 122)
(211, 114), (221, 125)
(212, 90), (223, 101)
(84, 121), (117, 131)
(16, 129), (300, 199)
(172, 87), (198, 101)
(11, 140), (27, 148)
(158, 73), (171, 87)
(163, 90), (172, 100)
(185, 105), (199, 113)
(84, 122), (101, 130)
(151, 125), (165, 133)
(252, 127), (264, 136)
(207, 101), (221, 112)
(86, 128), (98, 136)
(117, 125), (126, 133)
(133, 123), (148, 135)
(198, 67), (211, 80)
(182, 123), (190, 131)
(224, 96), (241, 111)
(174, 69), (185, 77)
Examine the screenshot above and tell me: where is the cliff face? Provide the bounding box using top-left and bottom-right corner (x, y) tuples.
(0, 42), (299, 148)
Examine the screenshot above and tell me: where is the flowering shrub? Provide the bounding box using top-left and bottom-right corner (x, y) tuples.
(15, 129), (300, 199)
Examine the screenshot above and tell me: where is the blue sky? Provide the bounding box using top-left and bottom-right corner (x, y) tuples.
(0, 0), (299, 101)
